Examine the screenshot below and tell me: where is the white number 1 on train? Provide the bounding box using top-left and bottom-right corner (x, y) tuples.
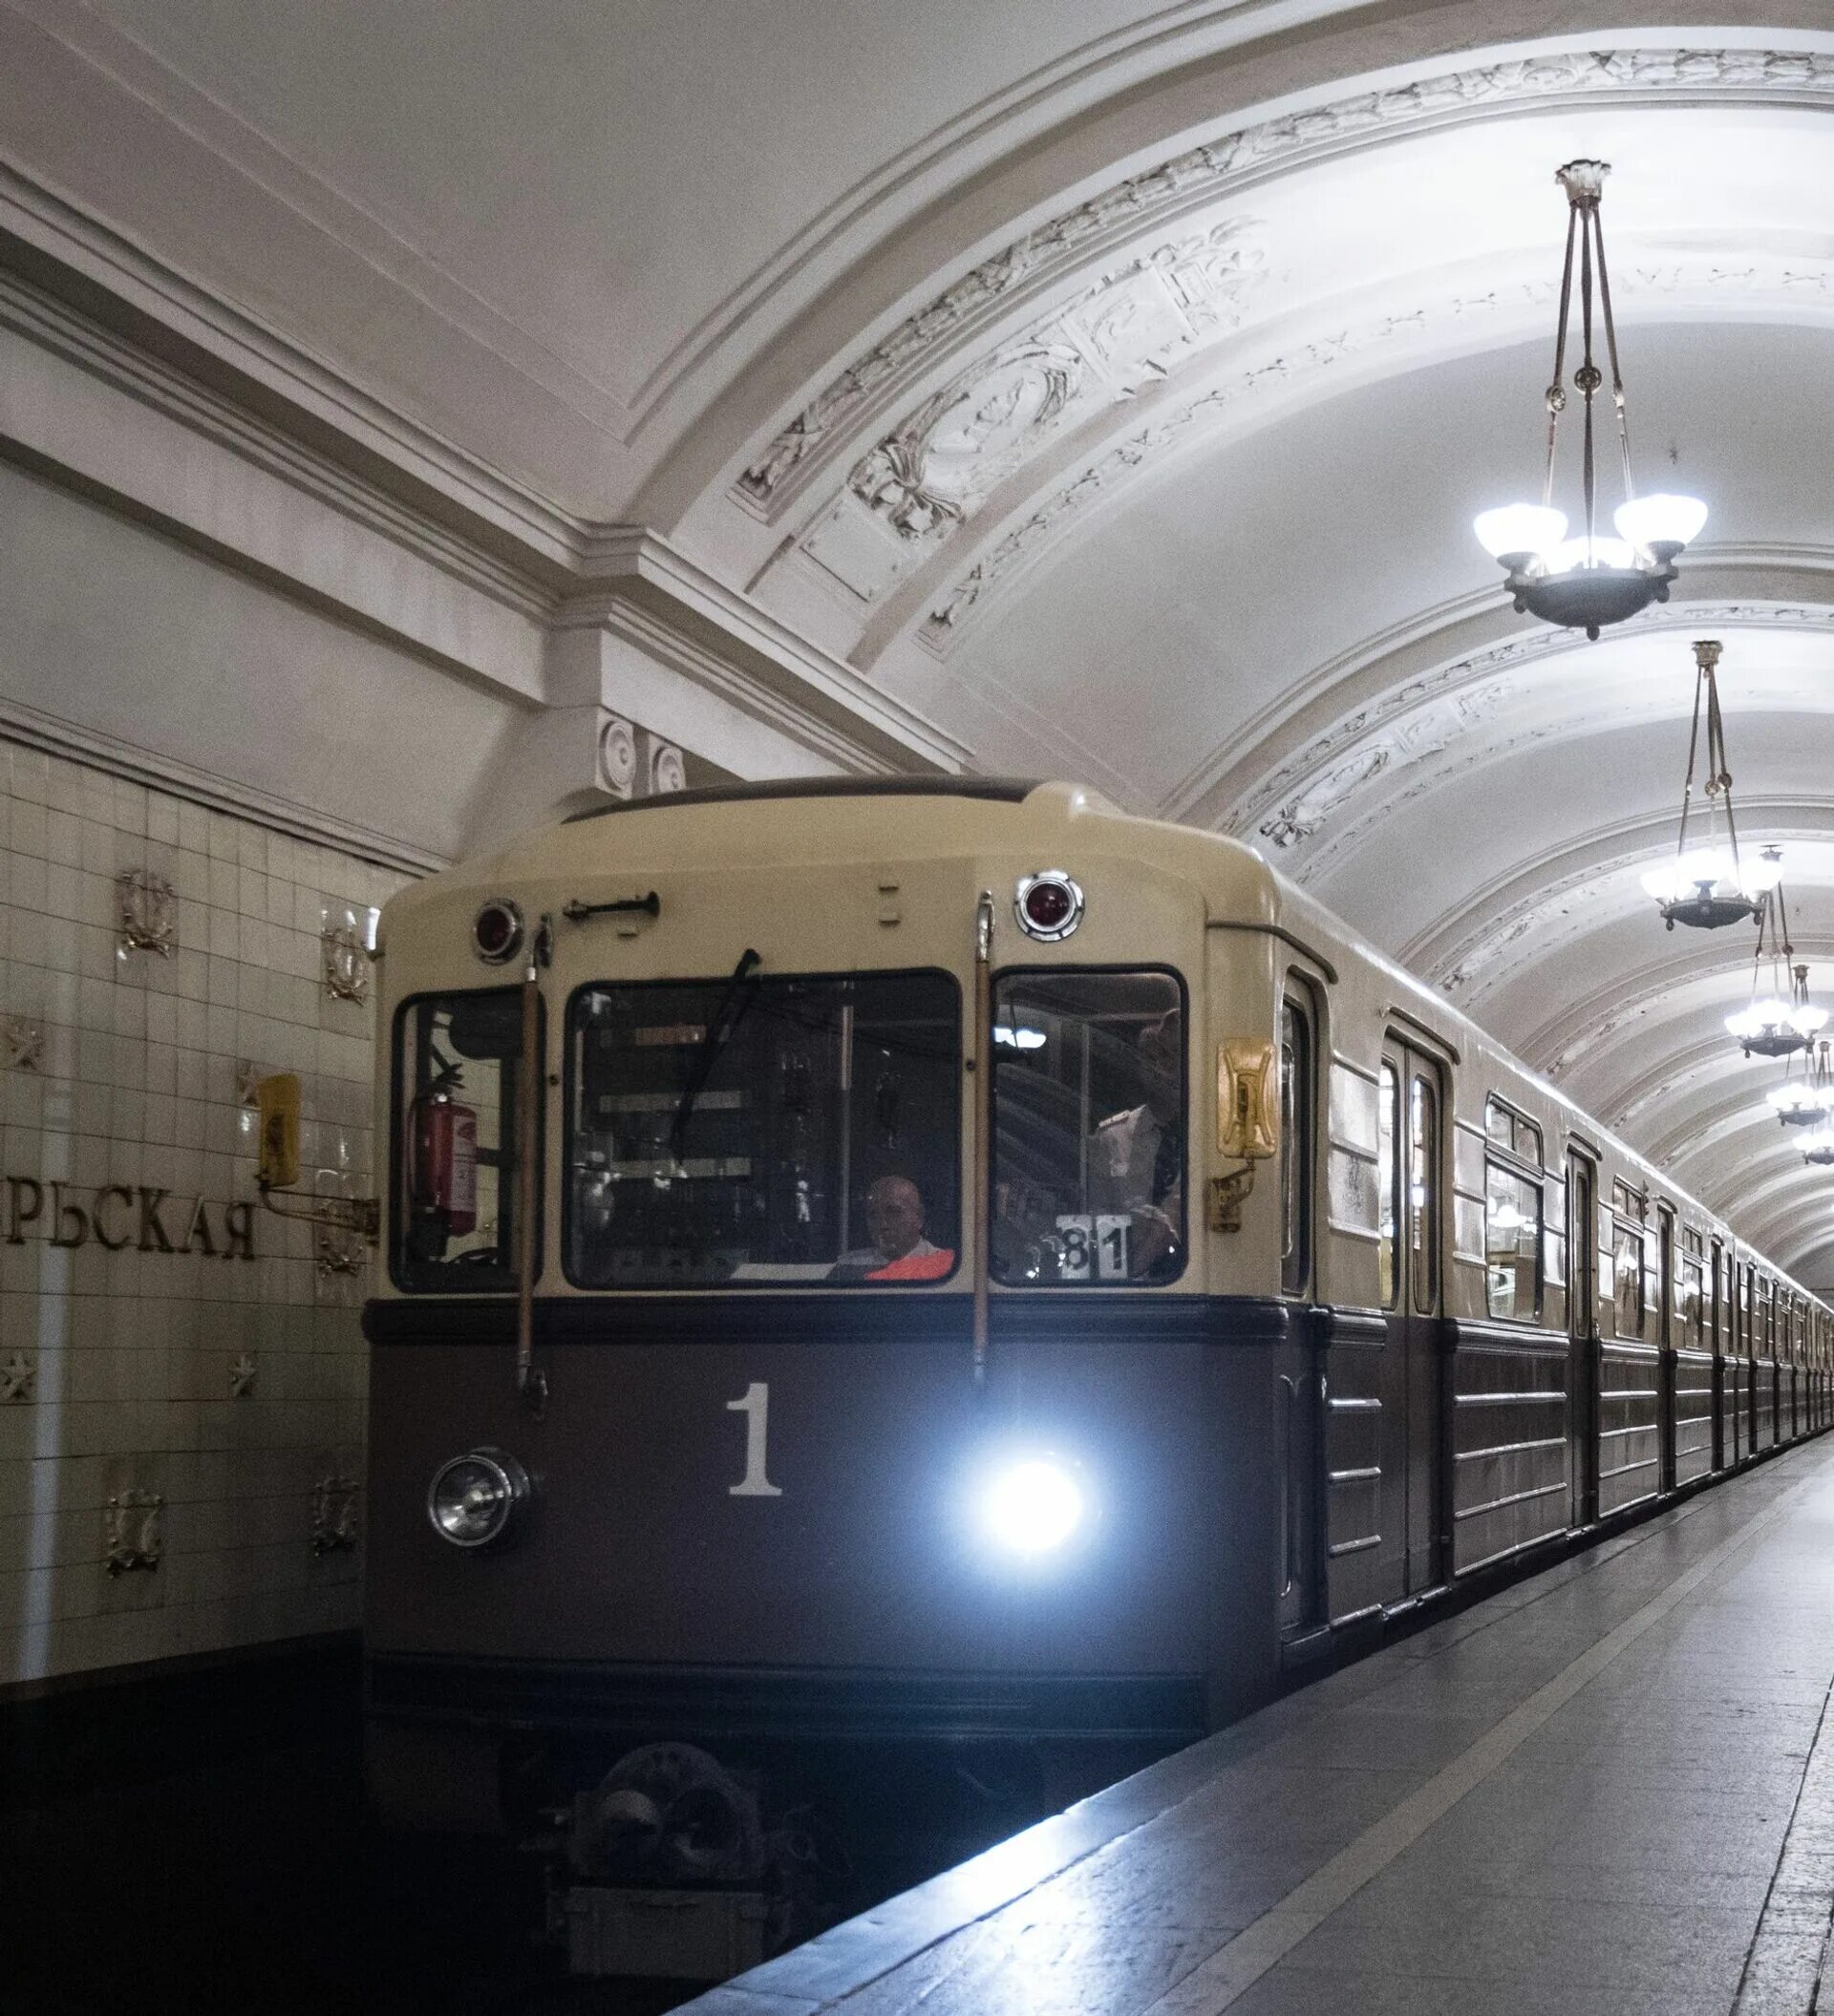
(726, 1382), (783, 1497)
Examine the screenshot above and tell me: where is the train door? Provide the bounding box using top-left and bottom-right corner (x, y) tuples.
(1656, 1206), (1676, 1493)
(1380, 1036), (1446, 1597)
(1567, 1148), (1598, 1528)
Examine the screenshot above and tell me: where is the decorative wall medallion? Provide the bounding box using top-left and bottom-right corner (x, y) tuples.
(1, 1016), (42, 1072)
(598, 713), (639, 798)
(104, 1489), (164, 1575)
(0, 1349), (34, 1402)
(320, 909), (369, 1003)
(116, 870), (174, 958)
(737, 48), (1834, 513)
(310, 1476), (360, 1555)
(228, 1351), (256, 1398)
(645, 735), (687, 796)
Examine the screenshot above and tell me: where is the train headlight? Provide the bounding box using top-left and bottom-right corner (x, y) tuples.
(427, 1447), (529, 1549)
(979, 1455), (1085, 1555)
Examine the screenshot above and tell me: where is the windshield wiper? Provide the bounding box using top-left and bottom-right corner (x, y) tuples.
(671, 948), (761, 1165)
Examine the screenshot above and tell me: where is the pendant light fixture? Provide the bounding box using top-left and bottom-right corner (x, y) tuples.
(1473, 160), (1707, 639)
(1802, 1115), (1834, 1168)
(1727, 878), (1826, 1057)
(1640, 641), (1779, 929)
(1768, 1041), (1833, 1126)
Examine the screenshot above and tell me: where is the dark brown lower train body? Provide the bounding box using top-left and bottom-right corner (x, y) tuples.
(363, 1288), (1826, 1843)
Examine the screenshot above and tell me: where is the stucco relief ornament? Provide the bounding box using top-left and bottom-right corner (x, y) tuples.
(228, 1352), (256, 1398)
(320, 908), (369, 1003)
(851, 343), (1083, 540)
(736, 48), (1834, 513)
(116, 869), (174, 958)
(104, 1489), (164, 1575)
(1, 1015), (41, 1072)
(0, 1350), (34, 1403)
(311, 1476), (360, 1555)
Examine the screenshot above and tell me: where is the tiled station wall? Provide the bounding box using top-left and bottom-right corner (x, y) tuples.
(0, 737), (409, 1686)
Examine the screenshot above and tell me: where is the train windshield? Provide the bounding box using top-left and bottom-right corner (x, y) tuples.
(565, 969), (960, 1286)
(990, 969), (1185, 1285)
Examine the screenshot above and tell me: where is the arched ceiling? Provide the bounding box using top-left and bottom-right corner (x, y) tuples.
(3, 2), (1834, 1279)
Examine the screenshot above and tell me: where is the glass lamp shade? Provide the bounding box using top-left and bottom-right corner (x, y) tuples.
(1642, 849), (1734, 903)
(1769, 1083), (1829, 1125)
(1793, 1003), (1830, 1038)
(1614, 494), (1708, 555)
(1744, 850), (1786, 896)
(1475, 504), (1567, 562)
(1728, 994), (1812, 1056)
(1544, 535), (1637, 575)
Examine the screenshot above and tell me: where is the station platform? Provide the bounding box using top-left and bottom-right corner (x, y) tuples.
(683, 1436), (1834, 2016)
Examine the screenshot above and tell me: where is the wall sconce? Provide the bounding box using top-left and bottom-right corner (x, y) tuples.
(105, 1489), (164, 1575)
(117, 869), (175, 958)
(320, 905), (369, 1003)
(254, 1073), (379, 1241)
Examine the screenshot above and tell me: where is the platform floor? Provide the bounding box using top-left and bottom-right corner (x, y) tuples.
(685, 1436), (1834, 2016)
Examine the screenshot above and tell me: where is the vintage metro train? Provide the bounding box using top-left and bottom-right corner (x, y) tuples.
(360, 777), (1829, 1974)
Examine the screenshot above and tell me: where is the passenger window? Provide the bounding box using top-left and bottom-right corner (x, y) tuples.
(1279, 987), (1314, 1297)
(1613, 1219), (1645, 1337)
(990, 969), (1184, 1285)
(395, 989), (529, 1292)
(1409, 1073), (1438, 1315)
(1679, 1229), (1706, 1348)
(565, 968), (959, 1286)
(1484, 1159), (1542, 1321)
(1376, 1061), (1399, 1308)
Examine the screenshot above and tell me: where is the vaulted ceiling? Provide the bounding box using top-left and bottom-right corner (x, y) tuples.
(3, 2), (1834, 1279)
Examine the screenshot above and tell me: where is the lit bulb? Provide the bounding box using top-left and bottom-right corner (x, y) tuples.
(1545, 535), (1636, 575)
(1728, 996), (1795, 1040)
(1791, 1004), (1829, 1038)
(1474, 504), (1567, 562)
(1614, 494), (1708, 554)
(1643, 849), (1733, 902)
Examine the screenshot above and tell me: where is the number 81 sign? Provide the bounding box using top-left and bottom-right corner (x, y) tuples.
(1056, 1213), (1131, 1281)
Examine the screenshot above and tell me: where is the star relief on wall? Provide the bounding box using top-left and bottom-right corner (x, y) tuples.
(1, 1350), (34, 1403)
(229, 1352), (256, 1398)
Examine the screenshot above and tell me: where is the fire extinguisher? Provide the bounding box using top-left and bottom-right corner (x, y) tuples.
(411, 1092), (479, 1236)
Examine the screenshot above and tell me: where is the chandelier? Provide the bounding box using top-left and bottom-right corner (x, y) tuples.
(1770, 1041), (1834, 1126)
(1473, 160), (1707, 639)
(1804, 1117), (1834, 1167)
(1639, 642), (1778, 929)
(1726, 878), (1825, 1057)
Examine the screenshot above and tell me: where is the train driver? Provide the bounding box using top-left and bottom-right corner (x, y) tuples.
(1089, 1009), (1184, 1276)
(830, 1174), (955, 1283)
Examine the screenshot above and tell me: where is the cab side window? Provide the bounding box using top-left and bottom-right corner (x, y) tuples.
(1280, 987), (1315, 1298)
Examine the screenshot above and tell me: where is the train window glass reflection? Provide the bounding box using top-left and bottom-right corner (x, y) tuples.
(990, 969), (1184, 1285)
(1408, 1073), (1437, 1316)
(1484, 1160), (1542, 1321)
(395, 989), (526, 1291)
(1613, 1219), (1646, 1337)
(1279, 987), (1314, 1298)
(565, 970), (959, 1287)
(1679, 1227), (1706, 1348)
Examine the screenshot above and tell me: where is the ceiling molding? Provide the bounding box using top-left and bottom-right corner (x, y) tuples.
(1411, 799), (1834, 1006)
(733, 43), (1834, 527)
(0, 690), (444, 876)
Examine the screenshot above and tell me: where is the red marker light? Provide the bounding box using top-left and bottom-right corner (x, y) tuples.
(473, 900), (523, 965)
(1013, 872), (1084, 943)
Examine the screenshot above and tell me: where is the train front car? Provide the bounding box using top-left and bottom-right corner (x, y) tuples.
(360, 779), (1295, 1976)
